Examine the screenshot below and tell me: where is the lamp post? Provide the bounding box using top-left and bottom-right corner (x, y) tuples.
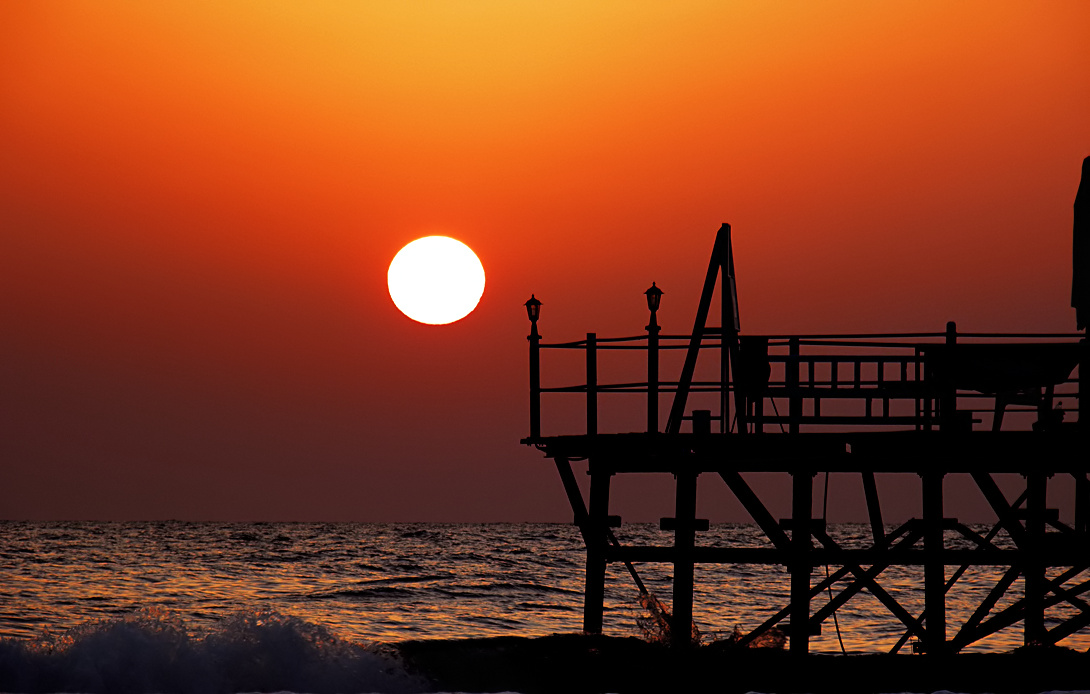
(526, 295), (542, 439)
(645, 283), (663, 433)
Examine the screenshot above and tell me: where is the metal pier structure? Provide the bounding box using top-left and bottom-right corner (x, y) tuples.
(521, 223), (1089, 654)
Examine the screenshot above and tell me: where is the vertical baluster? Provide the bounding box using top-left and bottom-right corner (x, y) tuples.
(879, 359), (888, 419)
(788, 338), (801, 434)
(810, 359), (820, 418)
(586, 333), (597, 436)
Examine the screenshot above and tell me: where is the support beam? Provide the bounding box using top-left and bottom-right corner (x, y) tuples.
(671, 463), (698, 648)
(1075, 472), (1089, 535)
(738, 566), (852, 648)
(811, 527), (924, 629)
(951, 567), (1021, 651)
(666, 228), (724, 434)
(717, 470), (790, 550)
(956, 572), (1090, 647)
(862, 471), (885, 547)
(922, 471), (946, 654)
(583, 466), (610, 634)
(972, 472), (1027, 547)
(667, 223), (744, 434)
(1024, 472), (1047, 645)
(554, 457), (589, 543)
(789, 469), (812, 655)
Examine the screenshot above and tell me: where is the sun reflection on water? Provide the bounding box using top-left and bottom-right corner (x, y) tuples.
(0, 521), (1086, 654)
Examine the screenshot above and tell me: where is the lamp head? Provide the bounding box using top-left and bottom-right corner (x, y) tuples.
(524, 294), (542, 323)
(644, 282), (663, 313)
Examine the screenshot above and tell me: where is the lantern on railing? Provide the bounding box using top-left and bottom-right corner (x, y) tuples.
(645, 282), (663, 314)
(525, 294), (541, 325)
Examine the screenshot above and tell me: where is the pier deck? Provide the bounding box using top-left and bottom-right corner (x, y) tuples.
(522, 224), (1088, 655)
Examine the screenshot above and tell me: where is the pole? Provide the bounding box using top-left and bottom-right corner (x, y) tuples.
(1025, 472), (1047, 645)
(648, 313), (660, 434)
(789, 469), (812, 655)
(922, 471), (946, 654)
(670, 467), (697, 649)
(529, 321), (541, 439)
(586, 333), (597, 437)
(584, 465), (610, 634)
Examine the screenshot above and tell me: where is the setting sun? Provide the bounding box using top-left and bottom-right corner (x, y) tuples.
(387, 236), (485, 325)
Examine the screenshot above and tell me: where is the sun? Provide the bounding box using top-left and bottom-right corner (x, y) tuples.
(388, 236), (486, 325)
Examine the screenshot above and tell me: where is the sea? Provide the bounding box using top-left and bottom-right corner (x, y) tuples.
(1, 521), (1088, 693)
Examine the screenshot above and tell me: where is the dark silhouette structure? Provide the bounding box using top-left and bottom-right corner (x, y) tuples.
(1074, 156), (1090, 330)
(522, 162), (1090, 656)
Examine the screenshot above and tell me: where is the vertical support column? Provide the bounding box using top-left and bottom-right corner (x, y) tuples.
(671, 463), (698, 649)
(586, 333), (597, 437)
(1075, 473), (1089, 535)
(1024, 472), (1047, 645)
(1079, 338), (1088, 534)
(922, 471), (946, 654)
(583, 465), (610, 635)
(789, 469), (812, 655)
(647, 319), (660, 434)
(788, 338), (801, 435)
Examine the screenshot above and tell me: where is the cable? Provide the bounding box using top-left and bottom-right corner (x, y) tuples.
(823, 470), (847, 654)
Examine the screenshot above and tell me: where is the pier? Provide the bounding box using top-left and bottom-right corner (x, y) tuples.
(522, 222), (1089, 655)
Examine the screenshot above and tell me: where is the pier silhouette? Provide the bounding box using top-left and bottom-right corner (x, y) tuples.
(522, 158), (1090, 656)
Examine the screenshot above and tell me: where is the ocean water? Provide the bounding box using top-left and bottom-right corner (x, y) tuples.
(1, 522), (1088, 692)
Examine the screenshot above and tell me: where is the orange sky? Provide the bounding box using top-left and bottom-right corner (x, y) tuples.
(2, 2), (1088, 521)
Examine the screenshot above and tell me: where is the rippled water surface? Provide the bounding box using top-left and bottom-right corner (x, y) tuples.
(2, 521), (1087, 654)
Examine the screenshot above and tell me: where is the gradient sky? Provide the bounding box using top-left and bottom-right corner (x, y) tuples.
(2, 2), (1088, 522)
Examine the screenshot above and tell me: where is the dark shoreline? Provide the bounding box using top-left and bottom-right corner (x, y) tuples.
(397, 633), (1090, 694)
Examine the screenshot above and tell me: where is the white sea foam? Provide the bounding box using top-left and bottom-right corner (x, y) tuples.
(0, 608), (428, 694)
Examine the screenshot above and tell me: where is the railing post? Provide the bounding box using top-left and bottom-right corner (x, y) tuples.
(1081, 337), (1088, 432)
(941, 321), (958, 431)
(526, 295), (542, 439)
(647, 316), (660, 434)
(586, 333), (597, 436)
(528, 323), (541, 439)
(788, 338), (801, 434)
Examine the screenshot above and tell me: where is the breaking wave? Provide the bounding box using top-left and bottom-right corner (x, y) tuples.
(0, 608), (428, 694)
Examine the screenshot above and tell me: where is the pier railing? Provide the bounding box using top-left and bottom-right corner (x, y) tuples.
(527, 322), (1086, 439)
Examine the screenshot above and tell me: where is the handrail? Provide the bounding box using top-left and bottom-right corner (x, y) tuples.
(527, 324), (1087, 439)
(541, 333), (1085, 349)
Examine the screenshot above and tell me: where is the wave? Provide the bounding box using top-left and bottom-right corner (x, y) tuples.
(308, 586), (419, 601)
(0, 608), (428, 694)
